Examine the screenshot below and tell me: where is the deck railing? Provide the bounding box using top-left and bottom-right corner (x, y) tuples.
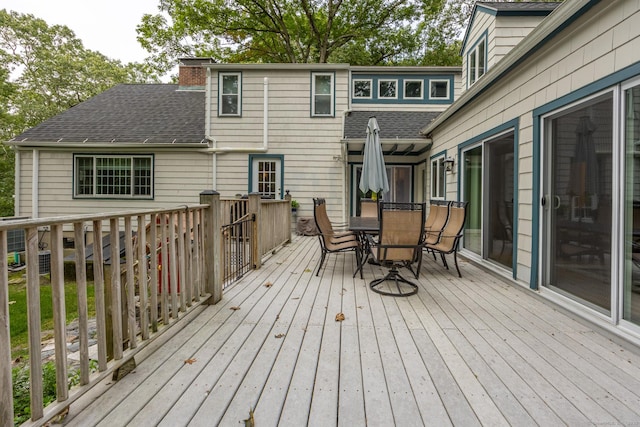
(1, 191), (292, 427)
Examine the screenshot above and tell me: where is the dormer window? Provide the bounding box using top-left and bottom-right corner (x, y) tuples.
(404, 80), (423, 99)
(379, 79), (397, 99)
(468, 37), (486, 86)
(353, 79), (372, 99)
(429, 80), (450, 100)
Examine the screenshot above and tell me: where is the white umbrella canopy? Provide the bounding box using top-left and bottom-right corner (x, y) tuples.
(359, 116), (389, 197)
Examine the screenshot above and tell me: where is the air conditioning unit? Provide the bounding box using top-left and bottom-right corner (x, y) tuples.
(39, 251), (51, 275)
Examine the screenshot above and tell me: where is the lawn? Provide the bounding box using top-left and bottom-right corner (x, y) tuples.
(8, 270), (96, 361)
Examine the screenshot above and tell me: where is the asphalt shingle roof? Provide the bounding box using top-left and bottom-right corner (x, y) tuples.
(10, 84), (206, 144)
(343, 111), (440, 140)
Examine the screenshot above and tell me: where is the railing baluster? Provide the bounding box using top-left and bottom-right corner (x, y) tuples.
(0, 230), (14, 425)
(177, 210), (186, 311)
(92, 220), (107, 371)
(149, 214), (159, 332)
(109, 218), (123, 360)
(161, 215), (169, 324)
(25, 226), (43, 420)
(192, 209), (201, 300)
(124, 217), (137, 349)
(184, 208), (193, 307)
(137, 214), (149, 340)
(50, 224), (69, 398)
(168, 213), (179, 317)
(72, 222), (90, 385)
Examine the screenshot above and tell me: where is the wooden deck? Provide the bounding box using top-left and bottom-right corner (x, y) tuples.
(61, 236), (640, 426)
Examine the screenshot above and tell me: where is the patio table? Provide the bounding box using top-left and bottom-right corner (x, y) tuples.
(349, 216), (379, 277)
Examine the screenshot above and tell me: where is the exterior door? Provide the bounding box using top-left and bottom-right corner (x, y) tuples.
(542, 92), (613, 314)
(352, 165), (412, 214)
(461, 131), (515, 270)
(251, 156), (282, 199)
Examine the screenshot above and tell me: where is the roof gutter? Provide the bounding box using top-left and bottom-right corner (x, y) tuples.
(421, 0), (598, 136)
(8, 142), (208, 150)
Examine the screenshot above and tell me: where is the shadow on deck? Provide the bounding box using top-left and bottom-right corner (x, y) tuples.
(61, 236), (640, 426)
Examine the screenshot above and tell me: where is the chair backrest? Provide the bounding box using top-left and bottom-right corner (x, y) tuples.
(360, 198), (378, 218)
(378, 202), (426, 262)
(424, 200), (451, 244)
(436, 201), (469, 251)
(313, 198), (332, 237)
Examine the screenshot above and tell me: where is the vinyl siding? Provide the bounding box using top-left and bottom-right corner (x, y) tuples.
(18, 150), (212, 218)
(209, 68), (349, 221)
(428, 0), (639, 282)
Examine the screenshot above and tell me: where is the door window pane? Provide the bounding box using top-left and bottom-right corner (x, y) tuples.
(486, 134), (514, 268)
(463, 146), (483, 254)
(624, 84), (640, 325)
(545, 93), (612, 313)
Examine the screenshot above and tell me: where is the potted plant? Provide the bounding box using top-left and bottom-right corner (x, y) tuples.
(291, 199), (300, 213)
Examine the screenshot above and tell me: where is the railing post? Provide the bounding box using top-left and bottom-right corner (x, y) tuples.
(200, 190), (222, 304)
(248, 193), (262, 269)
(285, 191), (292, 240)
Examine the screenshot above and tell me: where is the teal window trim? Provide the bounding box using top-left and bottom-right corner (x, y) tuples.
(455, 118), (519, 279)
(218, 71), (242, 117)
(248, 154), (285, 199)
(466, 30), (488, 89)
(530, 60), (640, 290)
(72, 153), (155, 200)
(310, 71), (335, 117)
(351, 74), (454, 105)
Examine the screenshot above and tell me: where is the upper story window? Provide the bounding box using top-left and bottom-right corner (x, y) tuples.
(468, 37), (486, 86)
(353, 79), (372, 99)
(404, 80), (423, 99)
(74, 154), (153, 199)
(379, 79), (397, 99)
(431, 155), (446, 199)
(312, 72), (334, 116)
(429, 80), (450, 100)
(219, 72), (241, 116)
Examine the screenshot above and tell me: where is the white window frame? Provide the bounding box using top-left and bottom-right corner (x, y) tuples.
(431, 155), (446, 199)
(312, 72), (334, 116)
(219, 72), (241, 116)
(353, 79), (372, 99)
(404, 79), (423, 99)
(468, 38), (487, 86)
(378, 79), (398, 99)
(74, 154), (154, 199)
(429, 79), (450, 100)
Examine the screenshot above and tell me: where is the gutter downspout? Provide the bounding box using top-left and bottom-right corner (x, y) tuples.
(32, 149), (38, 218)
(203, 77), (270, 154)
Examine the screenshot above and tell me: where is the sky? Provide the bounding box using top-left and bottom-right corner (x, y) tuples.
(3, 0), (160, 64)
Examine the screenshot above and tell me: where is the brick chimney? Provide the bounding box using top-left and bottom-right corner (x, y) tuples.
(178, 58), (214, 89)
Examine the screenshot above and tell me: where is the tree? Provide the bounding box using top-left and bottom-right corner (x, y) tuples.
(0, 9), (158, 217)
(137, 0), (465, 70)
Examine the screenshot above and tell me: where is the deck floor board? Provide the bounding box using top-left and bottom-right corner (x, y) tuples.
(62, 236), (640, 426)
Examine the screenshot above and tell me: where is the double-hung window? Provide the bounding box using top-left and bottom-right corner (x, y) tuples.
(74, 154), (153, 198)
(219, 72), (241, 116)
(312, 72), (334, 116)
(431, 156), (446, 199)
(468, 38), (486, 86)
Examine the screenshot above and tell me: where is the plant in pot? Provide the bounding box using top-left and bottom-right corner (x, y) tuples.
(291, 199), (299, 213)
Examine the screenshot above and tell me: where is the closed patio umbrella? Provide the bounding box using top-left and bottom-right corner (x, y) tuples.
(359, 116), (389, 197)
(570, 116), (599, 208)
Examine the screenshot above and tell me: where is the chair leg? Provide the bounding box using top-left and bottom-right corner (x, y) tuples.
(315, 250), (326, 276)
(453, 251), (462, 278)
(440, 252), (449, 270)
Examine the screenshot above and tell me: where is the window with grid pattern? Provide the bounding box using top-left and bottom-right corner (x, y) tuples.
(74, 155), (153, 198)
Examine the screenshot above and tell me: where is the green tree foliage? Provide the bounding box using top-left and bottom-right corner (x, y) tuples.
(0, 9), (158, 217)
(137, 0), (466, 70)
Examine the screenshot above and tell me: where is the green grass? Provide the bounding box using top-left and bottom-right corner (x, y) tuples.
(8, 271), (96, 360)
